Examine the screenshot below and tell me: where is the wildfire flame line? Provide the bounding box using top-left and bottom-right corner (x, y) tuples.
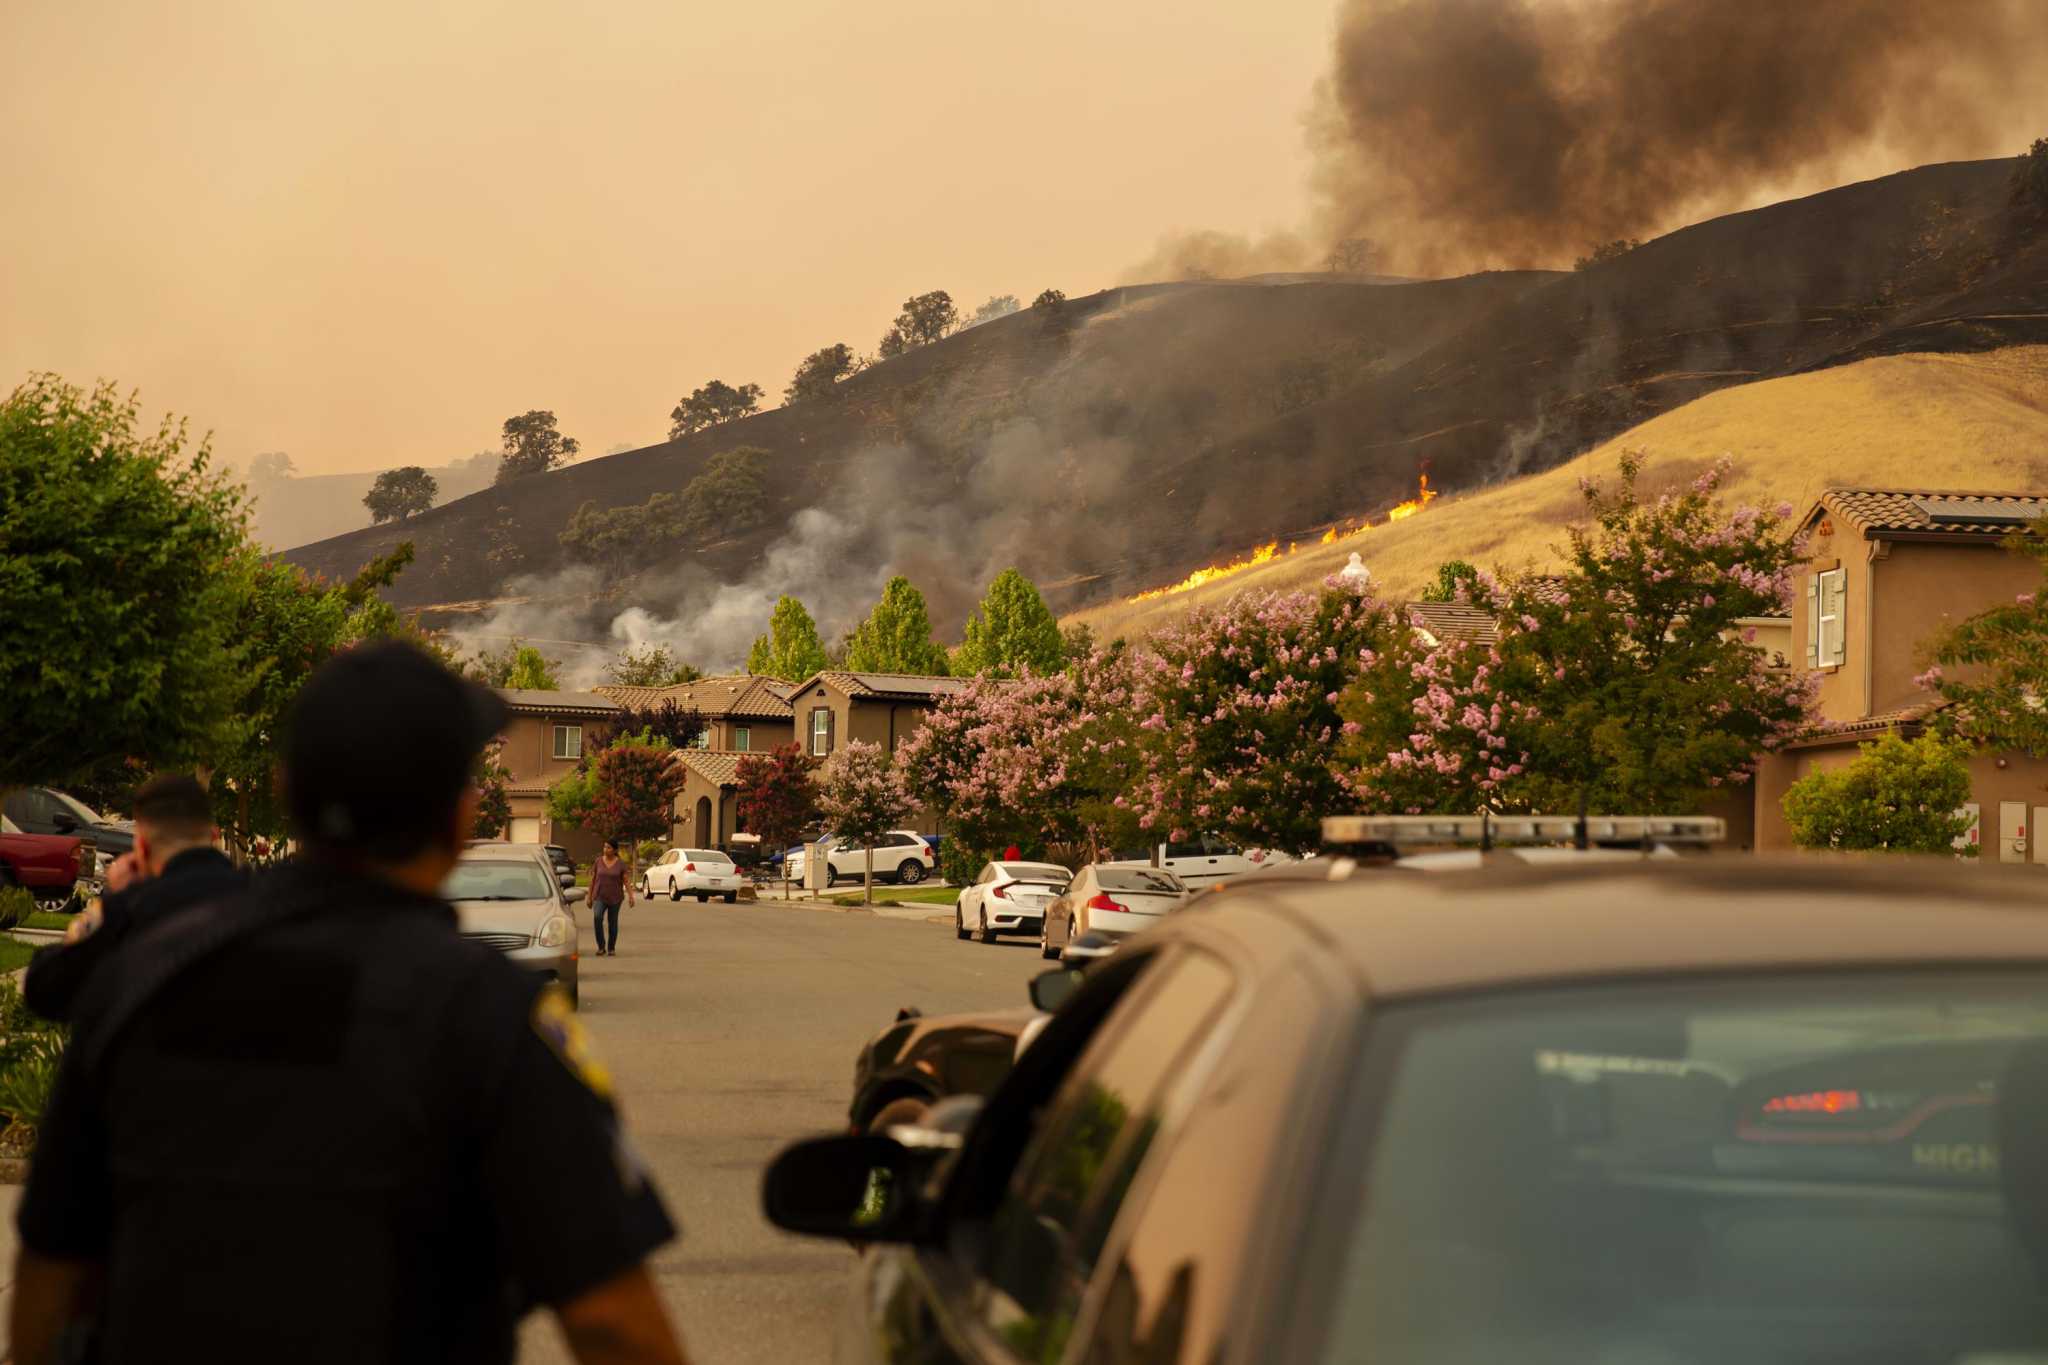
(1127, 474), (1434, 603)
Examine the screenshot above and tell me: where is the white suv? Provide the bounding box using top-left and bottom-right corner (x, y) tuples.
(790, 831), (935, 888)
(642, 847), (743, 903)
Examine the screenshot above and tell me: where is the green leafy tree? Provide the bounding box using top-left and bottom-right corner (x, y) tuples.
(1921, 527), (2048, 755)
(891, 290), (958, 347)
(734, 743), (820, 899)
(1783, 733), (1977, 855)
(747, 595), (831, 681)
(0, 375), (246, 793)
(363, 466), (438, 524)
(816, 740), (913, 904)
(495, 409), (579, 483)
(844, 577), (950, 675)
(605, 643), (703, 688)
(784, 344), (856, 405)
(544, 766), (596, 833)
(669, 380), (764, 439)
(968, 295), (1020, 327)
(1061, 622), (1097, 665)
(955, 569), (1064, 677)
(1419, 560), (1481, 603)
(877, 326), (910, 359)
(468, 638), (561, 690)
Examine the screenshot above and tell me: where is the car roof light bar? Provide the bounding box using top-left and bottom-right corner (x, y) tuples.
(1321, 814), (1725, 848)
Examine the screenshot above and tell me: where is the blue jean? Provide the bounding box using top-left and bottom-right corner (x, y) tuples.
(592, 897), (621, 952)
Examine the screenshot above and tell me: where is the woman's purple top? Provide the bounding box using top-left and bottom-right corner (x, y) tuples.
(589, 858), (628, 905)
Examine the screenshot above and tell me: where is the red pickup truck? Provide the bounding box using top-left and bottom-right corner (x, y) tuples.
(0, 816), (87, 913)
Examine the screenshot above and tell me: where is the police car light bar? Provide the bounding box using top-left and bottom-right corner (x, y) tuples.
(1321, 814), (1726, 848)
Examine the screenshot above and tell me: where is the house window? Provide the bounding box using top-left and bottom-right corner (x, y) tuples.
(734, 726), (751, 752)
(552, 724), (582, 760)
(692, 729), (711, 749)
(811, 708), (834, 756)
(1806, 569), (1846, 668)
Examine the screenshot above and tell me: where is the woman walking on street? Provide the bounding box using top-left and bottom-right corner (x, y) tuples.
(586, 838), (635, 957)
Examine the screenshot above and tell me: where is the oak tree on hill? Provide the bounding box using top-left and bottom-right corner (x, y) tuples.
(747, 595), (831, 682)
(968, 295), (1020, 327)
(954, 569), (1063, 678)
(247, 451), (296, 483)
(892, 290), (958, 347)
(495, 410), (579, 483)
(1325, 237), (1378, 273)
(784, 344), (856, 404)
(1033, 288), (1073, 337)
(679, 446), (769, 539)
(844, 577), (949, 676)
(669, 380), (764, 440)
(364, 466), (438, 524)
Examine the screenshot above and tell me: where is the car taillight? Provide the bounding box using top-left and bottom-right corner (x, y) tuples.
(992, 883), (1009, 899)
(1087, 893), (1128, 913)
(1762, 1089), (1861, 1115)
(685, 862), (696, 872)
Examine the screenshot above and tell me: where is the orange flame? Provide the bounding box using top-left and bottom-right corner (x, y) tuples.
(1124, 473), (1434, 603)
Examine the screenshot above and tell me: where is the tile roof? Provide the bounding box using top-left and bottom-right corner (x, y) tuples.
(676, 749), (752, 787)
(801, 671), (969, 701)
(1779, 700), (1946, 750)
(494, 688), (620, 716)
(592, 674), (796, 719)
(1403, 601), (1500, 646)
(1810, 489), (2048, 538)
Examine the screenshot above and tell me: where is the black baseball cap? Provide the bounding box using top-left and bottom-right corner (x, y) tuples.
(283, 640), (509, 860)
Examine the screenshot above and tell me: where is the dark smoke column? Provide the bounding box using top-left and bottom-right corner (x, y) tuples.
(1311, 0), (2048, 274)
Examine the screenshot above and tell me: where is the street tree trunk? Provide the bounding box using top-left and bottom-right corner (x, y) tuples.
(864, 847), (874, 906)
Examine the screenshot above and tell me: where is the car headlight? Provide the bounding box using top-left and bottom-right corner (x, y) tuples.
(535, 912), (574, 949)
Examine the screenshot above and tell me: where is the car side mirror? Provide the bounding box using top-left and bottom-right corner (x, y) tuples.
(761, 1134), (938, 1244)
(1029, 967), (1086, 1013)
(52, 813), (77, 832)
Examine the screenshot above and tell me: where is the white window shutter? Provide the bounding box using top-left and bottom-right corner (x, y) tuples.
(1805, 574), (1819, 668)
(1822, 572), (1847, 667)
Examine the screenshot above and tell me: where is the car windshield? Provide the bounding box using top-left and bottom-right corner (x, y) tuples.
(1095, 868), (1182, 894)
(1318, 970), (2048, 1365)
(52, 791), (104, 824)
(442, 860), (555, 902)
(1000, 864), (1069, 883)
(684, 850), (732, 864)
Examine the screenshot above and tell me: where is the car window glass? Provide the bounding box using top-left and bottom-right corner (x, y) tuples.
(1096, 869), (1183, 894)
(52, 791), (101, 824)
(977, 951), (1234, 1361)
(1317, 971), (2048, 1365)
(1161, 843), (1204, 860)
(442, 861), (554, 901)
(978, 866), (998, 886)
(1202, 838), (1241, 857)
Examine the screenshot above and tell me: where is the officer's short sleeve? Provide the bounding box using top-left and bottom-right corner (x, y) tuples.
(455, 965), (676, 1306)
(16, 1038), (112, 1258)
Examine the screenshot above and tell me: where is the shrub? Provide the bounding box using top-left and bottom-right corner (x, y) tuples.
(0, 978), (65, 1151)
(0, 885), (32, 932)
(1782, 732), (1978, 855)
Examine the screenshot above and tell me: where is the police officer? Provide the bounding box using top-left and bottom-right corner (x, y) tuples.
(11, 642), (691, 1365)
(23, 772), (244, 1023)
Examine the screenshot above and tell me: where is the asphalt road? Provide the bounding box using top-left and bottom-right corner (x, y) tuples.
(518, 895), (1050, 1364)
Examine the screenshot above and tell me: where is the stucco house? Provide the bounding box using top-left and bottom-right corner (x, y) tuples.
(788, 671), (969, 761)
(592, 674), (800, 849)
(1752, 488), (2048, 864)
(490, 688), (620, 855)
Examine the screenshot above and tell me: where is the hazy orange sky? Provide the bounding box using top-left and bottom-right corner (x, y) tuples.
(2, 0), (1332, 476)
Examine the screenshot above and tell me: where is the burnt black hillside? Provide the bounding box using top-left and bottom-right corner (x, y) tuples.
(286, 158), (2048, 629)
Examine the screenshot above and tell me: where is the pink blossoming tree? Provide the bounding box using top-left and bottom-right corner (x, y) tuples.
(816, 739), (914, 904)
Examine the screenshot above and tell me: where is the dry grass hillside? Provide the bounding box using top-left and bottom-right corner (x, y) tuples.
(1069, 346), (2048, 642)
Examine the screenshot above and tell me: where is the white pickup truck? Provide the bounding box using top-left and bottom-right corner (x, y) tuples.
(1100, 837), (1294, 889)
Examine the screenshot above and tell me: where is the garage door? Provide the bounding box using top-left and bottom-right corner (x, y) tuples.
(509, 818), (542, 845)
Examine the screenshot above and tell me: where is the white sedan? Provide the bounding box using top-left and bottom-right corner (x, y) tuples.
(1041, 864), (1189, 959)
(641, 847), (742, 903)
(954, 861), (1071, 944)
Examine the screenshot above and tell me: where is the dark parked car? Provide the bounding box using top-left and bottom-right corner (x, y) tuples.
(766, 853), (2048, 1365)
(847, 1003), (1038, 1135)
(3, 787), (133, 865)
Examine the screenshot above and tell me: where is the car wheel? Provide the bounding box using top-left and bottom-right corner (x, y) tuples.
(979, 906), (997, 945)
(866, 1096), (931, 1135)
(897, 860), (926, 885)
(696, 892), (709, 903)
(824, 868), (838, 889)
(1040, 917), (1058, 959)
(955, 901), (970, 941)
(722, 892), (736, 904)
(669, 880), (682, 903)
